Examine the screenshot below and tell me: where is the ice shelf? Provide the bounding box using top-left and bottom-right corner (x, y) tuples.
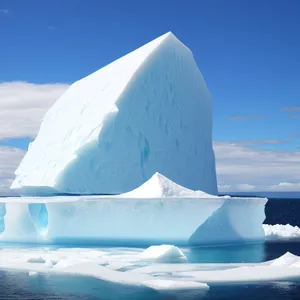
(1, 173), (267, 246)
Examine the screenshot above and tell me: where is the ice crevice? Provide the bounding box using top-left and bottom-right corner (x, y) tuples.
(28, 203), (49, 237)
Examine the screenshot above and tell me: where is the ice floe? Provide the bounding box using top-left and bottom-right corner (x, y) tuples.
(138, 244), (187, 263)
(0, 245), (300, 291)
(263, 224), (300, 241)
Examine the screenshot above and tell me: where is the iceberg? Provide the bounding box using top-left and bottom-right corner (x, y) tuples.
(11, 32), (217, 196)
(1, 173), (267, 245)
(138, 245), (187, 263)
(263, 224), (300, 241)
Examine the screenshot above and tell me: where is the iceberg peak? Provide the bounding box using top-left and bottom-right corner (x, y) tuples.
(121, 172), (215, 198)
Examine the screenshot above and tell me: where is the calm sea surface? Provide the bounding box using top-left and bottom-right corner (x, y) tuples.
(0, 198), (299, 300)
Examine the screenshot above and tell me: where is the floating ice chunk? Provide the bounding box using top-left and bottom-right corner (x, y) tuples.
(1, 248), (300, 288)
(62, 262), (153, 286)
(270, 252), (300, 267)
(263, 224), (300, 240)
(139, 245), (187, 263)
(28, 271), (38, 276)
(142, 279), (209, 291)
(122, 173), (215, 198)
(27, 256), (46, 263)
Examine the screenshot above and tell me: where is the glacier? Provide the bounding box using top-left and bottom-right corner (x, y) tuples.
(11, 32), (217, 196)
(0, 173), (267, 245)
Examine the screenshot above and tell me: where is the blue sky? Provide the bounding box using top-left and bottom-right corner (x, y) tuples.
(0, 0), (299, 193)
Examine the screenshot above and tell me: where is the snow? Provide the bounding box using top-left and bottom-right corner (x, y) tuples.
(263, 224), (300, 241)
(122, 172), (215, 198)
(270, 252), (300, 267)
(142, 279), (209, 291)
(11, 32), (217, 196)
(139, 245), (187, 263)
(0, 246), (300, 290)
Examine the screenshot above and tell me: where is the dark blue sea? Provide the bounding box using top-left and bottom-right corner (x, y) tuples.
(0, 198), (300, 300)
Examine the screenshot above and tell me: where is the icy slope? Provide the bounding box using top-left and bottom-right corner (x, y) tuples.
(11, 32), (217, 196)
(2, 174), (267, 245)
(121, 172), (215, 198)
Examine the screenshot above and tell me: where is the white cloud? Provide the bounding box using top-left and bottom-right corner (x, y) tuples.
(269, 182), (300, 191)
(214, 142), (300, 192)
(0, 82), (69, 139)
(0, 147), (26, 195)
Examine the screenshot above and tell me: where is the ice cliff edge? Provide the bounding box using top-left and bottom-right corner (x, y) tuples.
(11, 32), (217, 196)
(1, 173), (267, 245)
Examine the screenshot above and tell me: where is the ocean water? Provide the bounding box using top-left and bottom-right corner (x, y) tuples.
(0, 198), (299, 300)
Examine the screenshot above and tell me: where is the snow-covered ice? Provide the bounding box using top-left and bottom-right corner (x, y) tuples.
(142, 279), (209, 291)
(270, 252), (300, 267)
(122, 172), (215, 199)
(11, 32), (217, 196)
(0, 245), (300, 291)
(138, 245), (187, 263)
(1, 173), (268, 245)
(263, 224), (300, 241)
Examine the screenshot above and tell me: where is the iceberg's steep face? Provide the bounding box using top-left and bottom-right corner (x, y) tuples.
(11, 32), (217, 196)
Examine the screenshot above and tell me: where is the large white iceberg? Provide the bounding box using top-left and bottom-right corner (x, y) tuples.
(11, 32), (217, 196)
(1, 173), (267, 245)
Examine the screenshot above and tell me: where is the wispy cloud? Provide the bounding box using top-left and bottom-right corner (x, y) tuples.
(288, 115), (299, 119)
(288, 134), (300, 138)
(48, 26), (56, 30)
(283, 107), (300, 112)
(0, 81), (69, 139)
(228, 140), (289, 145)
(214, 141), (300, 192)
(228, 116), (264, 121)
(0, 8), (9, 15)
